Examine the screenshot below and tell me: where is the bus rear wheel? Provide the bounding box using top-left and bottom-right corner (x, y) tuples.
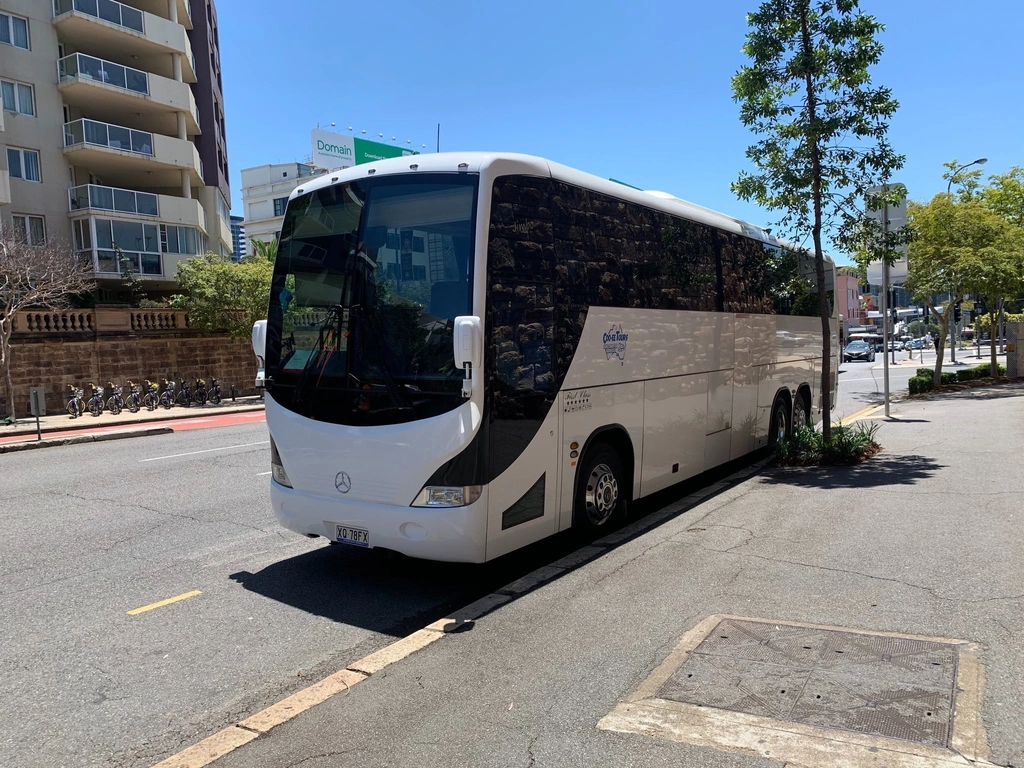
(796, 389), (812, 429)
(574, 444), (626, 532)
(768, 397), (791, 447)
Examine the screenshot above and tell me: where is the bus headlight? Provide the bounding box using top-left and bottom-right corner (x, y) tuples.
(269, 436), (292, 488)
(411, 485), (482, 507)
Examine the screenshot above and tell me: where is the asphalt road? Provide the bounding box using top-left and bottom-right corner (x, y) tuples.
(2, 421), (716, 768)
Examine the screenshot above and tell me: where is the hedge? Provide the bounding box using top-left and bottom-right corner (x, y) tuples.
(909, 376), (933, 395)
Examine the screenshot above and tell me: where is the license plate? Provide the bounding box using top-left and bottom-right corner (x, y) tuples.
(335, 525), (369, 547)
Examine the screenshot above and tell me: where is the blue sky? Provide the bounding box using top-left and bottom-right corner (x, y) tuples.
(218, 0), (1022, 263)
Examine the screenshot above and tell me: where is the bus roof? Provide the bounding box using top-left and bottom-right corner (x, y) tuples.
(289, 152), (835, 265)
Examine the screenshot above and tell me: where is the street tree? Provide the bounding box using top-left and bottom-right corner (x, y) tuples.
(732, 0), (903, 442)
(979, 167), (1024, 227)
(249, 237), (278, 262)
(0, 230), (94, 420)
(960, 231), (1024, 376)
(170, 252), (273, 339)
(943, 159), (987, 202)
(904, 195), (1018, 385)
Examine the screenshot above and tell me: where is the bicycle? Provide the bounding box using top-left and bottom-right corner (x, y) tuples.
(86, 383), (105, 417)
(160, 380), (176, 409)
(208, 376), (222, 406)
(193, 377), (208, 406)
(124, 381), (142, 413)
(66, 385), (84, 419)
(142, 380), (159, 411)
(175, 378), (193, 408)
(105, 382), (124, 416)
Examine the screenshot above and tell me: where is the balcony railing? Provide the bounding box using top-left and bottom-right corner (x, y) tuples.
(64, 119), (154, 156)
(58, 52), (149, 96)
(69, 184), (159, 216)
(94, 248), (162, 275)
(54, 0), (145, 33)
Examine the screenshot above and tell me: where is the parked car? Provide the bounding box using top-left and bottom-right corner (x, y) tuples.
(843, 340), (876, 363)
(887, 340), (904, 351)
(907, 338), (926, 350)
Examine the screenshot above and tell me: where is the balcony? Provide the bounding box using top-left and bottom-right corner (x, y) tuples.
(63, 118), (203, 188)
(68, 184), (206, 231)
(57, 53), (200, 136)
(53, 0), (196, 82)
(130, 0), (191, 30)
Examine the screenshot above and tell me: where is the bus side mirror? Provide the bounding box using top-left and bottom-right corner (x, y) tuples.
(252, 319), (267, 388)
(453, 316), (482, 398)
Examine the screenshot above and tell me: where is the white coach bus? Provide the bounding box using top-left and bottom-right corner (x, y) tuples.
(252, 152), (837, 563)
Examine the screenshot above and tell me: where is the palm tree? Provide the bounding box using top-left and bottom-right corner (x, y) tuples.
(248, 237), (278, 262)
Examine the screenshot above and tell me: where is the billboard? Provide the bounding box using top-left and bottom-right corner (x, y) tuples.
(865, 183), (908, 286)
(311, 129), (417, 171)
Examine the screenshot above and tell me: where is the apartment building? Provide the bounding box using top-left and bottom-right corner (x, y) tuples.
(241, 162), (325, 248)
(229, 213), (243, 260)
(0, 0), (231, 300)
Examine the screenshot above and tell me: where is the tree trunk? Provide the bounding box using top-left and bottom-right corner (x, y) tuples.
(0, 321), (15, 421)
(933, 303), (949, 388)
(800, 10), (831, 442)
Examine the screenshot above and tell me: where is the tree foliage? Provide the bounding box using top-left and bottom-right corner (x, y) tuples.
(0, 230), (94, 420)
(904, 194), (1023, 384)
(732, 0), (903, 442)
(171, 252), (273, 339)
(249, 237), (278, 263)
(979, 167), (1024, 228)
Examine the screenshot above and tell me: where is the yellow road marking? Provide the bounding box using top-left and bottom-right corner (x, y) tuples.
(128, 590), (202, 616)
(833, 404), (884, 425)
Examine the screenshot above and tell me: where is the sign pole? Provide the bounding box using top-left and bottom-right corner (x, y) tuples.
(881, 192), (891, 418)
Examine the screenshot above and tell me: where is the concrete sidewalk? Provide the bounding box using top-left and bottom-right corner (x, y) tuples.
(196, 387), (1023, 768)
(0, 395), (264, 439)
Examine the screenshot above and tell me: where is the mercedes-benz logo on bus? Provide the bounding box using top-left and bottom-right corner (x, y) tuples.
(335, 472), (352, 494)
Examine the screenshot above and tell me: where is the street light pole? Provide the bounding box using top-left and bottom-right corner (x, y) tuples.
(947, 158), (988, 195)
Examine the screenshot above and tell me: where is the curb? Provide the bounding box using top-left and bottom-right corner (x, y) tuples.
(0, 426), (175, 454)
(0, 403), (265, 440)
(150, 457), (765, 768)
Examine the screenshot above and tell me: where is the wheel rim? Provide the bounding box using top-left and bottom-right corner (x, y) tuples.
(584, 463), (619, 526)
(774, 408), (788, 443)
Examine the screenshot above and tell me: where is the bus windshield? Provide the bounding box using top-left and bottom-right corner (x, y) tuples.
(266, 174), (478, 426)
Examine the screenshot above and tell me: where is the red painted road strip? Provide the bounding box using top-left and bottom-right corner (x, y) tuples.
(0, 410), (265, 446)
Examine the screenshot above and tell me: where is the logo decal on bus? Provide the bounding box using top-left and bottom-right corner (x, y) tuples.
(564, 389), (592, 414)
(603, 325), (629, 364)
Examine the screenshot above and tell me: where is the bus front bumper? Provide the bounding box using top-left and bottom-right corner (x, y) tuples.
(270, 480), (488, 564)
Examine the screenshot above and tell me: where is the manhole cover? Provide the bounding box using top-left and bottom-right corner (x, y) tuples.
(658, 618), (958, 747)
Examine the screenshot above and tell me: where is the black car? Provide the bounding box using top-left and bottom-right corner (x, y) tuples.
(843, 340), (875, 363)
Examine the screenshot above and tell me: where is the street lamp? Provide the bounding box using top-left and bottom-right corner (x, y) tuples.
(947, 157), (987, 194)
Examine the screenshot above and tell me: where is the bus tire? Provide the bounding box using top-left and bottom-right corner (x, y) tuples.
(574, 443), (626, 532)
(795, 388), (812, 429)
(768, 396), (791, 447)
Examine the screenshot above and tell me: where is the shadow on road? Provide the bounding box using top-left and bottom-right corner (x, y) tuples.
(227, 458), (755, 634)
(759, 454), (945, 490)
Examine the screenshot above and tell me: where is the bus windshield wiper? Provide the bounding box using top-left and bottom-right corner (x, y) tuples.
(293, 305), (343, 402)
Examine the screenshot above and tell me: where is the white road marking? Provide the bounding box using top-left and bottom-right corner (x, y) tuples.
(256, 471), (272, 476)
(139, 441), (269, 462)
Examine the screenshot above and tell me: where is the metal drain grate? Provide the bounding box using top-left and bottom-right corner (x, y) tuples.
(658, 618), (958, 747)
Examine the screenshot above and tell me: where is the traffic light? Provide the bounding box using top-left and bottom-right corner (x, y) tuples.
(953, 303), (962, 323)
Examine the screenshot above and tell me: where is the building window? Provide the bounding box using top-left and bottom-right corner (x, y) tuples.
(7, 147), (41, 181)
(160, 224), (203, 255)
(0, 12), (29, 49)
(12, 214), (45, 246)
(1, 79), (34, 116)
(273, 197), (288, 216)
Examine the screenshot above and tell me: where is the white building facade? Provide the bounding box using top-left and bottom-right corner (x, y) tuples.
(240, 162), (325, 247)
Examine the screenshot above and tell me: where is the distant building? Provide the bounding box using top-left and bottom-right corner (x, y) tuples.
(836, 274), (862, 325)
(230, 215), (246, 260)
(241, 162), (325, 249)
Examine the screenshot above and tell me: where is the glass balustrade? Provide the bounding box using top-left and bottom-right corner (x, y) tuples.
(69, 184), (159, 216)
(64, 119), (154, 156)
(53, 0), (144, 34)
(58, 53), (149, 96)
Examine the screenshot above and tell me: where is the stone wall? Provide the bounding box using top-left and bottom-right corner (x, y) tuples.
(2, 309), (258, 416)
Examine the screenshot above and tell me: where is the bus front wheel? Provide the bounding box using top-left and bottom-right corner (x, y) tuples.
(574, 444), (626, 532)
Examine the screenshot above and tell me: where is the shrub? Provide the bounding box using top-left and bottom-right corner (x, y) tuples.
(909, 376), (934, 395)
(940, 372), (957, 385)
(974, 362), (1006, 377)
(916, 367), (934, 379)
(772, 422), (881, 466)
(957, 368), (978, 383)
